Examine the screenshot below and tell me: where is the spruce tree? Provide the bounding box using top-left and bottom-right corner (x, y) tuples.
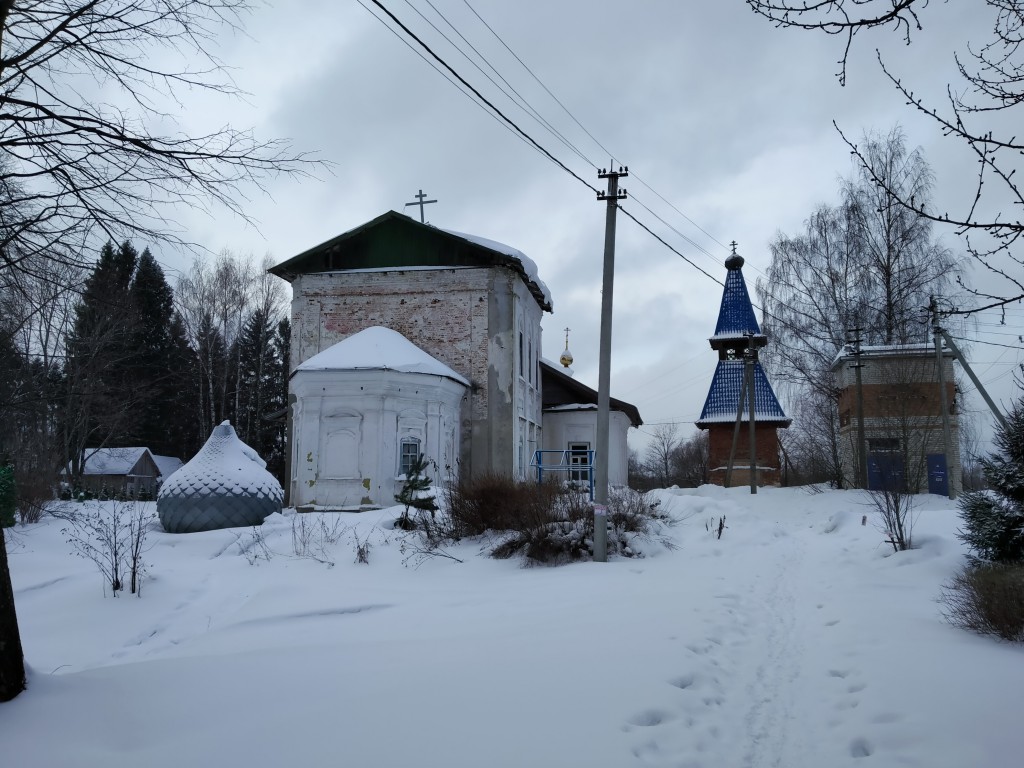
(263, 317), (290, 484)
(164, 313), (201, 461)
(394, 454), (438, 530)
(63, 241), (139, 480)
(235, 306), (277, 453)
(127, 248), (176, 455)
(958, 393), (1024, 562)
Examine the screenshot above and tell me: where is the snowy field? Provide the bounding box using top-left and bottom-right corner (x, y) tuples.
(3, 486), (1022, 768)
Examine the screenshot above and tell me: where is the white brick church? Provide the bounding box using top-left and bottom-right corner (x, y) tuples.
(270, 210), (641, 509)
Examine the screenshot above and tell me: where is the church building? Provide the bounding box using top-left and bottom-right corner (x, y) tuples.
(270, 210), (640, 509)
(696, 246), (790, 486)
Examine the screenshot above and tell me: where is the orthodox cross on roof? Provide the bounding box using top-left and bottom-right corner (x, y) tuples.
(560, 327), (574, 368)
(404, 189), (437, 223)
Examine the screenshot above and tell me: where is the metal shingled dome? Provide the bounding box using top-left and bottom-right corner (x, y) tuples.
(157, 421), (283, 533)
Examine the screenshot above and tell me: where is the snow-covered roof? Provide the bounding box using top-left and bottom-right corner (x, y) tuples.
(269, 211), (553, 312)
(295, 326), (470, 386)
(75, 447), (152, 476)
(443, 229), (553, 310)
(696, 360), (790, 426)
(831, 342), (952, 370)
(544, 403), (597, 412)
(152, 455), (184, 480)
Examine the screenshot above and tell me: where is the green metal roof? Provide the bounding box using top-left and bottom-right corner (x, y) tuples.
(269, 210), (552, 311)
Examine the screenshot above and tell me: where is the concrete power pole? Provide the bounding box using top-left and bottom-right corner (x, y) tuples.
(747, 334), (758, 494)
(847, 326), (868, 489)
(593, 164), (627, 563)
(931, 297), (957, 500)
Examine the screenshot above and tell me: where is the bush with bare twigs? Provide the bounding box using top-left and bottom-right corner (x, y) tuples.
(941, 562), (1024, 642)
(63, 501), (155, 595)
(437, 476), (669, 564)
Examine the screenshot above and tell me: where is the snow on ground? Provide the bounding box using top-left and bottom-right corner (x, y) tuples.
(3, 486), (1023, 767)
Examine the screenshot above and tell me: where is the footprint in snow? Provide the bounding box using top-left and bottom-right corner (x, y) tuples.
(668, 673), (697, 690)
(824, 619), (840, 627)
(850, 737), (874, 758)
(827, 668), (850, 679)
(627, 709), (673, 728)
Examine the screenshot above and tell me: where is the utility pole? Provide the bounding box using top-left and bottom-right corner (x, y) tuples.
(931, 296), (957, 500)
(847, 325), (868, 489)
(593, 163), (627, 563)
(747, 333), (758, 494)
(724, 355), (748, 489)
(938, 329), (1009, 432)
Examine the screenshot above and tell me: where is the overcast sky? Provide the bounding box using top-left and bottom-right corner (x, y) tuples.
(160, 0), (1022, 454)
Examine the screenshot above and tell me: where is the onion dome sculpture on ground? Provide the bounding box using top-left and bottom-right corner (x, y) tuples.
(157, 421), (283, 533)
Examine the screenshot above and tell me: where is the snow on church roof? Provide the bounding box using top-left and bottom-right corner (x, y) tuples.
(295, 326), (470, 386)
(696, 360), (790, 426)
(443, 229), (553, 310)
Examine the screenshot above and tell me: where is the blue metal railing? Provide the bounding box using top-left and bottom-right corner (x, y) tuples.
(530, 449), (595, 500)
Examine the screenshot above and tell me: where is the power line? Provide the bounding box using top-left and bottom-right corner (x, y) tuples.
(459, 0), (728, 258)
(365, 0), (599, 195)
(418, 0), (598, 170)
(949, 334), (1023, 350)
(355, 0), (542, 162)
(461, 0), (621, 168)
(617, 204), (723, 286)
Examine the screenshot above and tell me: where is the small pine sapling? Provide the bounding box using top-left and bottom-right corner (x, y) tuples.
(958, 394), (1024, 562)
(394, 454), (438, 531)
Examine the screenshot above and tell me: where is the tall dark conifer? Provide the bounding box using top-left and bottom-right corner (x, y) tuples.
(164, 312), (201, 461)
(265, 316), (290, 483)
(126, 249), (176, 455)
(63, 241), (138, 479)
(235, 305), (276, 452)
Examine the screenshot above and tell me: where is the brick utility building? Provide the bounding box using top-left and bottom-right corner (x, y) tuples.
(696, 248), (790, 487)
(269, 210), (640, 509)
(831, 343), (959, 496)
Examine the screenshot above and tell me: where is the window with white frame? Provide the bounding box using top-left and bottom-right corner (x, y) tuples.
(569, 442), (591, 484)
(400, 437), (422, 476)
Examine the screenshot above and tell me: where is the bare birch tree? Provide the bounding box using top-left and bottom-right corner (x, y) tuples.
(757, 128), (958, 486)
(0, 0), (316, 278)
(746, 0), (1024, 314)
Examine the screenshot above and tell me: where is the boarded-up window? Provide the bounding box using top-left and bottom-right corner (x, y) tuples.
(322, 413), (361, 478)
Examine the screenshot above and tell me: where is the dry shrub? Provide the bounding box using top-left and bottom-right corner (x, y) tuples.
(607, 487), (663, 533)
(13, 468), (53, 524)
(442, 473), (559, 538)
(941, 562), (1024, 642)
(438, 476), (668, 564)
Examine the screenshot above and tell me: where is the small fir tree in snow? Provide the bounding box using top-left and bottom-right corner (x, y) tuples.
(958, 393), (1024, 563)
(394, 454), (438, 531)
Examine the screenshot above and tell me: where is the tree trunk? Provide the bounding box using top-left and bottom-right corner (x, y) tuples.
(0, 525), (26, 701)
